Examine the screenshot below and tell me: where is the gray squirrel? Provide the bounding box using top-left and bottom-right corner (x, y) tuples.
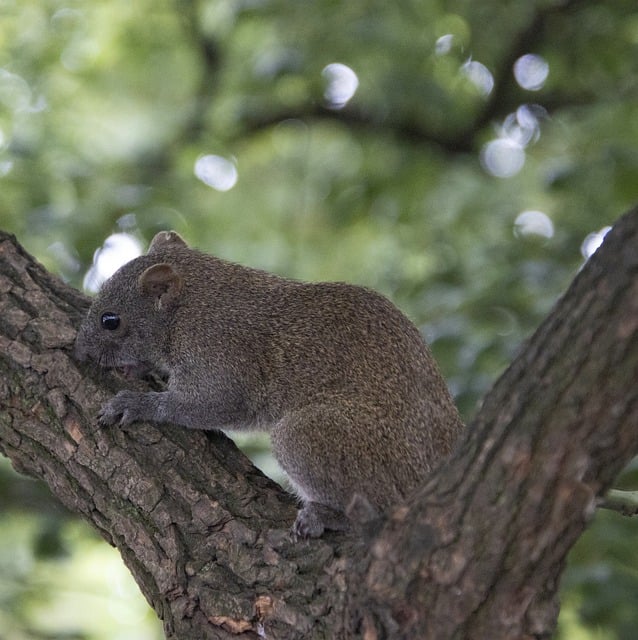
(75, 231), (463, 537)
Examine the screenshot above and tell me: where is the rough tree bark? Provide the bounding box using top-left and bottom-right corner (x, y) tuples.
(0, 206), (637, 639)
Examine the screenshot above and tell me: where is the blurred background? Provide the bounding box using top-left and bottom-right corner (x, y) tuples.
(1, 0), (637, 637)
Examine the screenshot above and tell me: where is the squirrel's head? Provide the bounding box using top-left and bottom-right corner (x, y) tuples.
(74, 231), (187, 377)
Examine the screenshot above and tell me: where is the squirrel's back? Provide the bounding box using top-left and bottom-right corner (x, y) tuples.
(158, 244), (462, 472)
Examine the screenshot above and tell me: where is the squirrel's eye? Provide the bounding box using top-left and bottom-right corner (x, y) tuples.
(101, 312), (120, 331)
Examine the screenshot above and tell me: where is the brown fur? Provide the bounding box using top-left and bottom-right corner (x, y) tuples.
(75, 231), (463, 537)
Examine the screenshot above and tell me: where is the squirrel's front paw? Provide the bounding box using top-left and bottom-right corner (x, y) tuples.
(98, 391), (146, 427)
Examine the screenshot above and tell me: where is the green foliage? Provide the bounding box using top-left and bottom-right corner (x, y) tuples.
(0, 0), (637, 637)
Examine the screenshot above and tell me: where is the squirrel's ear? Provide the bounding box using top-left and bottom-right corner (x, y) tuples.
(148, 230), (188, 254)
(138, 263), (183, 310)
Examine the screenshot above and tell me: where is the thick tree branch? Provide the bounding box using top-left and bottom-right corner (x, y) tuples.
(1, 205), (637, 639)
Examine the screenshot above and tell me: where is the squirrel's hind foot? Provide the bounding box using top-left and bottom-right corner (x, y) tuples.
(292, 502), (350, 539)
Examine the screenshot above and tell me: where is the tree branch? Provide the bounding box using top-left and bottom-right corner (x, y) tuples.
(600, 489), (638, 517)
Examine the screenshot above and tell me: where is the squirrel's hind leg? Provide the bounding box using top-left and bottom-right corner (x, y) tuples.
(272, 401), (383, 538)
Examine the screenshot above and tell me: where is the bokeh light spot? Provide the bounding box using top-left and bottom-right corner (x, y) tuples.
(0, 69), (32, 111)
(83, 233), (143, 293)
(581, 226), (612, 260)
(322, 63), (359, 109)
(501, 105), (544, 147)
(462, 59), (494, 97)
(481, 138), (525, 178)
(194, 154), (238, 191)
(514, 210), (554, 239)
(513, 54), (549, 91)
(435, 34), (454, 55)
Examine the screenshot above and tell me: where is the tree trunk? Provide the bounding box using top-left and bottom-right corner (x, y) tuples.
(1, 206), (637, 639)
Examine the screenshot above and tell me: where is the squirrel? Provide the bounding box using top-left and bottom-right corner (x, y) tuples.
(75, 231), (464, 538)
